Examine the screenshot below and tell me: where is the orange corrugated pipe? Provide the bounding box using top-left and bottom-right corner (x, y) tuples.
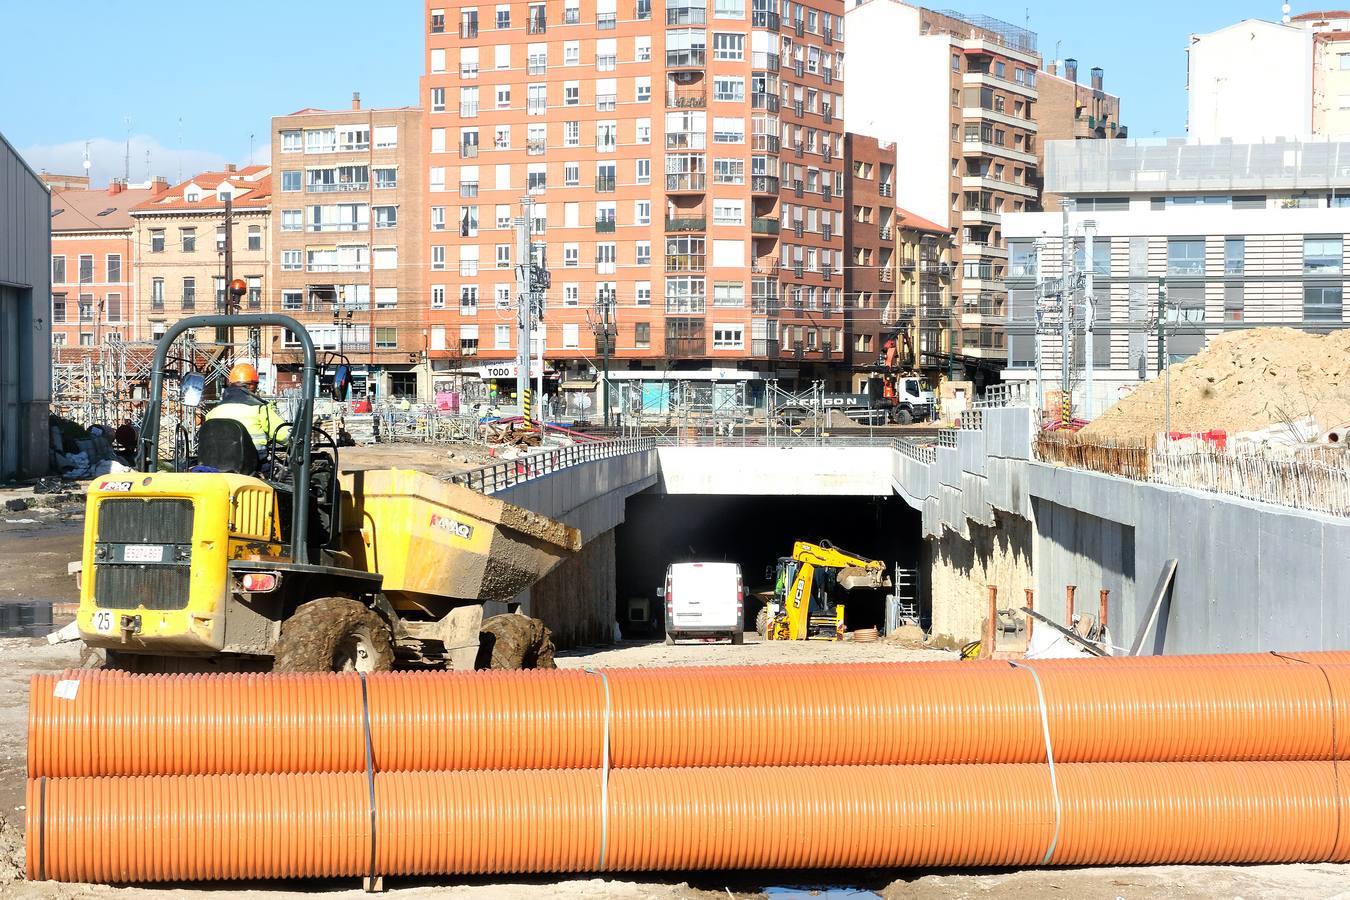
(27, 761), (1350, 883)
(29, 652), (1350, 777)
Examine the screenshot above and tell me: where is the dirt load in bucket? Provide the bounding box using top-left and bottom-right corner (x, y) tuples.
(1081, 328), (1350, 443)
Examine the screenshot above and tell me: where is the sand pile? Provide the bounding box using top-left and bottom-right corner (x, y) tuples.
(1082, 328), (1350, 443)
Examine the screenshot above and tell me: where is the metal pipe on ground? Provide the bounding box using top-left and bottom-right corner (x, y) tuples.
(29, 652), (1350, 777)
(28, 761), (1350, 883)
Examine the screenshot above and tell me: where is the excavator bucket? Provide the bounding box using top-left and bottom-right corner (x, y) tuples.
(837, 566), (891, 590)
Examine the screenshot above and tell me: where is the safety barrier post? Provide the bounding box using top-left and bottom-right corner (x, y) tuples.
(1065, 585), (1076, 627)
(1024, 588), (1035, 648)
(1099, 589), (1109, 631)
(982, 585), (998, 659)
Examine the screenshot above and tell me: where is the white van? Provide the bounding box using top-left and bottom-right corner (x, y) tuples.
(663, 562), (744, 645)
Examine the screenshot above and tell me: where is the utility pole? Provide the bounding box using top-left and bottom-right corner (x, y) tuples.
(1157, 277), (1170, 438)
(1033, 238), (1045, 420)
(1058, 204), (1073, 427)
(592, 288), (616, 427)
(217, 193), (234, 357)
(1083, 220), (1096, 420)
(514, 196), (533, 424)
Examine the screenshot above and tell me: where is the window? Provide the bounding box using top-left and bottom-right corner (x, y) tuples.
(496, 85), (511, 109)
(460, 325), (479, 356)
(246, 226), (261, 251)
(565, 40), (580, 65)
(151, 278), (164, 308)
(1166, 239), (1204, 276)
(495, 4), (509, 28)
(714, 0), (744, 16)
(1305, 285), (1342, 321)
(636, 241), (651, 265)
(1224, 283), (1244, 322)
(564, 244), (579, 267)
(281, 130), (301, 152)
(712, 323), (744, 349)
(374, 206), (397, 229)
(666, 28), (705, 66)
(497, 244), (511, 268)
(1341, 53), (1350, 70)
(565, 81), (580, 106)
(635, 200), (651, 225)
(1224, 237), (1244, 275)
(461, 285), (479, 313)
(495, 325), (512, 349)
(181, 277), (197, 308)
(51, 255), (65, 284)
(106, 254), (122, 283)
(149, 231), (165, 254)
(597, 37), (617, 70)
(636, 282), (651, 306)
(431, 285), (446, 309)
(565, 162), (580, 186)
(431, 87), (445, 112)
(460, 87), (480, 117)
(636, 77), (651, 104)
(528, 164), (547, 194)
(430, 167), (446, 193)
(1304, 237), (1342, 275)
(713, 117), (744, 143)
(432, 246), (446, 270)
(496, 284), (511, 308)
(636, 158), (651, 184)
(563, 324), (580, 349)
(282, 249), (302, 271)
(713, 76), (744, 102)
(713, 282), (744, 306)
(712, 32), (744, 60)
(713, 158), (744, 184)
(635, 322), (651, 348)
(527, 83), (547, 114)
(375, 327), (397, 350)
(527, 42), (547, 73)
(282, 289), (302, 311)
(282, 170), (301, 192)
(596, 122), (617, 152)
(374, 247), (398, 270)
(496, 205), (512, 229)
(636, 35), (652, 61)
(713, 199), (743, 224)
(462, 245), (482, 276)
(596, 242), (617, 272)
(305, 128), (336, 153)
(636, 118), (651, 144)
(374, 126), (398, 148)
(245, 277), (262, 309)
(565, 120), (580, 146)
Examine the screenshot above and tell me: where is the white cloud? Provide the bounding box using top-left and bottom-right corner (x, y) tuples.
(18, 135), (266, 188)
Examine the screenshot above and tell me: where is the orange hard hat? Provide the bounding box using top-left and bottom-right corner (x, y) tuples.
(228, 362), (260, 386)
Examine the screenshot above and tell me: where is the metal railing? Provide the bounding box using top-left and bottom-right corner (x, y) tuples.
(452, 437), (656, 494)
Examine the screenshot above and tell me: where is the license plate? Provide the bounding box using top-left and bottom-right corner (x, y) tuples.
(124, 544), (164, 563)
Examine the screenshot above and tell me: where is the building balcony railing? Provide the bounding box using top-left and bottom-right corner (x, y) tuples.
(821, 346), (834, 360)
(665, 254), (706, 272)
(752, 10), (780, 29)
(879, 225), (892, 240)
(752, 217), (780, 235)
(595, 94), (617, 111)
(752, 296), (779, 315)
(528, 16), (546, 33)
(527, 61), (547, 75)
(667, 90), (707, 108)
(751, 92), (779, 112)
(635, 0), (651, 18)
(879, 183), (893, 198)
(666, 336), (707, 356)
(752, 258), (779, 275)
(596, 12), (617, 28)
(751, 134), (780, 154)
(460, 103), (479, 117)
(665, 216), (706, 232)
(527, 139), (546, 155)
(665, 132), (706, 150)
(460, 23), (478, 37)
(564, 7), (581, 23)
(459, 182), (479, 197)
(752, 51), (779, 71)
(751, 175), (780, 194)
(666, 298), (707, 314)
(752, 338), (780, 356)
(595, 175), (617, 192)
(666, 50), (707, 68)
(459, 143), (479, 158)
(595, 219), (616, 232)
(823, 67), (833, 84)
(596, 54), (617, 70)
(180, 293), (195, 309)
(307, 182), (368, 193)
(666, 173), (706, 191)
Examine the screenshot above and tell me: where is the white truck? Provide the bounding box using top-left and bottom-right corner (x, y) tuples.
(663, 562), (745, 645)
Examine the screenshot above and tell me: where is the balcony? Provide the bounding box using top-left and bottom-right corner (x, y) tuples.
(752, 294), (780, 315)
(823, 67), (833, 85)
(666, 173), (707, 191)
(459, 182), (479, 198)
(751, 134), (780, 153)
(595, 175), (616, 192)
(308, 181), (368, 193)
(527, 61), (547, 75)
(752, 10), (780, 29)
(595, 94), (617, 112)
(527, 139), (546, 155)
(665, 254), (706, 272)
(635, 0), (651, 19)
(665, 216), (706, 232)
(961, 139), (1039, 165)
(564, 7), (581, 23)
(460, 22), (478, 37)
(595, 219), (616, 233)
(752, 258), (779, 275)
(665, 131), (706, 150)
(459, 143), (479, 158)
(880, 268), (893, 283)
(962, 106), (1039, 134)
(879, 225), (892, 240)
(667, 7), (705, 24)
(961, 208), (1000, 226)
(751, 51), (780, 71)
(666, 335), (707, 357)
(597, 12), (617, 28)
(752, 338), (781, 356)
(962, 71), (1038, 101)
(666, 50), (707, 69)
(751, 92), (779, 112)
(961, 175), (1038, 199)
(460, 103), (479, 117)
(751, 175), (780, 194)
(667, 88), (707, 108)
(528, 15), (546, 33)
(821, 346), (834, 360)
(752, 217), (779, 235)
(596, 54), (617, 70)
(180, 292), (195, 309)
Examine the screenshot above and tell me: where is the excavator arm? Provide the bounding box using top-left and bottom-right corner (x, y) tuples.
(775, 541), (890, 640)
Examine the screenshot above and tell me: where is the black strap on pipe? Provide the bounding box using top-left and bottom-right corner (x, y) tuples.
(359, 673), (379, 891)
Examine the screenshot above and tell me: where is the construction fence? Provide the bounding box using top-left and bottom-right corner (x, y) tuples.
(1035, 432), (1350, 517)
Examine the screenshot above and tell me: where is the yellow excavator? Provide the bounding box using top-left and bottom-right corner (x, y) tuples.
(761, 540), (891, 640)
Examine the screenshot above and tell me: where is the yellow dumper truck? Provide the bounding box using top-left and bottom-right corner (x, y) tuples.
(77, 314), (580, 672)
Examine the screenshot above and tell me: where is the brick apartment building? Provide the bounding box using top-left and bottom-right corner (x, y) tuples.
(271, 98), (424, 398)
(845, 0), (1041, 388)
(48, 177), (165, 346)
(130, 166), (271, 353)
(1035, 58), (1124, 210)
(421, 0), (847, 409)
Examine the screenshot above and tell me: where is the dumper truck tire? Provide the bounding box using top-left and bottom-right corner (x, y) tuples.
(755, 607), (769, 636)
(479, 614), (557, 670)
(272, 597), (395, 673)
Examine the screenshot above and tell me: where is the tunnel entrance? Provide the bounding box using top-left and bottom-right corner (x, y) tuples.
(615, 491), (923, 637)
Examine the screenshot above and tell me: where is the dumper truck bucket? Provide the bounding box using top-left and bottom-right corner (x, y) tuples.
(837, 566), (891, 590)
(338, 468), (582, 608)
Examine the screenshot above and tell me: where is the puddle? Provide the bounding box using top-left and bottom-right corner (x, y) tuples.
(763, 891), (882, 899)
(0, 601), (75, 637)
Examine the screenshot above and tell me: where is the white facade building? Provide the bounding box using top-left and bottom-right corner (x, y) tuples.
(1188, 12), (1350, 142)
(1001, 139), (1350, 415)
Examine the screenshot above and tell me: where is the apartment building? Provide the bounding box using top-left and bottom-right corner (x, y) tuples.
(49, 178), (164, 346)
(272, 99), (425, 399)
(843, 132), (957, 386)
(1188, 11), (1350, 142)
(1035, 58), (1124, 211)
(130, 166), (271, 356)
(421, 0), (846, 407)
(845, 0), (1039, 385)
(1002, 138), (1350, 414)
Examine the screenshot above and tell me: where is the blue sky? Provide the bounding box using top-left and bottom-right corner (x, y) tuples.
(2, 0), (1284, 185)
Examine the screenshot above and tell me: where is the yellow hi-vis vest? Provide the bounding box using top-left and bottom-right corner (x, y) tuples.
(205, 392), (290, 451)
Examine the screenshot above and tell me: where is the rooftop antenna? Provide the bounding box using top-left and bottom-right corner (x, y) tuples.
(82, 141), (92, 183)
(145, 148), (151, 182)
(177, 117), (183, 182)
(249, 133), (255, 166)
(123, 116), (132, 183)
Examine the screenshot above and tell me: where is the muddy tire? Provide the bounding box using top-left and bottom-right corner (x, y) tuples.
(479, 614), (557, 670)
(755, 607), (769, 636)
(272, 597), (395, 673)
(895, 407), (914, 425)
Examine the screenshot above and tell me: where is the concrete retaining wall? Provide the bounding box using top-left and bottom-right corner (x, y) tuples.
(656, 447), (894, 495)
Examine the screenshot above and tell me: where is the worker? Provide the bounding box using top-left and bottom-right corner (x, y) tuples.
(205, 363), (290, 456)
